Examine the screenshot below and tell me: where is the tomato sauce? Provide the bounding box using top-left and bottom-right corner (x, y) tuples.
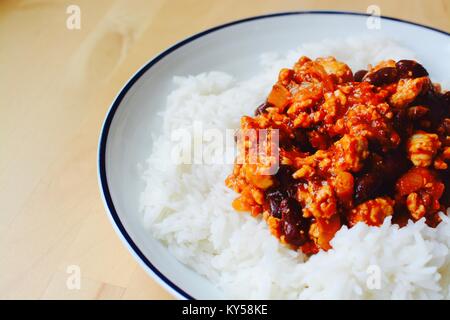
(226, 57), (449, 254)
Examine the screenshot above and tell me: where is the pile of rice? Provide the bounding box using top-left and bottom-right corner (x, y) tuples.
(140, 37), (450, 299)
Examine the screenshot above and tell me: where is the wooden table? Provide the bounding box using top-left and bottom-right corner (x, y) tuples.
(0, 0), (448, 300)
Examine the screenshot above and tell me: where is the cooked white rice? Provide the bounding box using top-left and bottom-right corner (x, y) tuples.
(140, 36), (450, 299)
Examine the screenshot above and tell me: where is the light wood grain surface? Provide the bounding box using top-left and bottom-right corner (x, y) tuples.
(0, 0), (448, 300)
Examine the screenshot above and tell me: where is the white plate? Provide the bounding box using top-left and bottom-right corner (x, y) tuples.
(98, 11), (450, 299)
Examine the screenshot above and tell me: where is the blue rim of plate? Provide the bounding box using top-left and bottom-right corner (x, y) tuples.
(98, 10), (449, 300)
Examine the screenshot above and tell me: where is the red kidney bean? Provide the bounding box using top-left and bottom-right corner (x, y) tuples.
(286, 184), (299, 199)
(254, 101), (272, 115)
(393, 108), (413, 139)
(396, 60), (428, 78)
(440, 118), (450, 136)
(283, 220), (308, 247)
(266, 188), (284, 218)
(293, 129), (315, 153)
(363, 67), (398, 86)
(280, 199), (301, 224)
(354, 173), (382, 205)
(276, 165), (295, 186)
(266, 187), (308, 245)
(407, 106), (429, 120)
(280, 199), (309, 246)
(423, 89), (449, 129)
(354, 70), (368, 82)
(354, 150), (411, 204)
(266, 166), (300, 218)
(382, 152), (411, 178)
